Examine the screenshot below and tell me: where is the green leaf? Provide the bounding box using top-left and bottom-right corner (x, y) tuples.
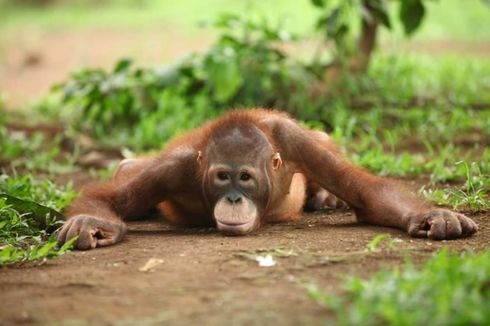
(113, 58), (133, 74)
(33, 241), (58, 259)
(399, 0), (425, 35)
(59, 236), (78, 254)
(311, 0), (326, 8)
(367, 233), (391, 251)
(326, 7), (341, 38)
(0, 246), (16, 264)
(207, 58), (243, 102)
(0, 193), (64, 232)
(213, 13), (241, 28)
(366, 0), (392, 29)
(315, 15), (328, 31)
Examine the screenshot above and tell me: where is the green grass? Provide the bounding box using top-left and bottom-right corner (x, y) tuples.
(0, 109), (79, 265)
(308, 248), (490, 325)
(0, 173), (77, 266)
(0, 110), (80, 265)
(337, 107), (489, 178)
(421, 161), (490, 211)
(356, 55), (490, 105)
(0, 173), (75, 211)
(0, 126), (80, 175)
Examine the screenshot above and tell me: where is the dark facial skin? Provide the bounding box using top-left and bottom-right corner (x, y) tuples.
(203, 125), (273, 234)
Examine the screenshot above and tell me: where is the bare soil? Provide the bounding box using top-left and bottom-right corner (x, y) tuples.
(0, 209), (489, 325)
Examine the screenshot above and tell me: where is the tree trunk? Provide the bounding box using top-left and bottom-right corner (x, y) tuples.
(311, 0), (380, 97)
(351, 0), (379, 73)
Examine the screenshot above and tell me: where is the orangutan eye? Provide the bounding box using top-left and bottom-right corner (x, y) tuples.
(240, 173), (251, 181)
(217, 172), (229, 181)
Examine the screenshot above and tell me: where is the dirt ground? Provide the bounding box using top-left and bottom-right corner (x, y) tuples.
(0, 210), (489, 325)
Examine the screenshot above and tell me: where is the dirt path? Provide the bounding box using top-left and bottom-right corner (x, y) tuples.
(1, 211), (488, 325)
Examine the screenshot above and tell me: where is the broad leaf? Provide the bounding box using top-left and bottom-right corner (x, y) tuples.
(311, 0), (326, 8)
(113, 58), (133, 74)
(366, 0), (392, 29)
(207, 59), (243, 102)
(326, 8), (341, 38)
(0, 193), (64, 233)
(399, 0), (425, 35)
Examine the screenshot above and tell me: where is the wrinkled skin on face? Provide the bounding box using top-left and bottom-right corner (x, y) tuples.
(203, 124), (273, 235)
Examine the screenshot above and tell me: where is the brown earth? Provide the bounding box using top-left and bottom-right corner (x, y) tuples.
(0, 209), (489, 325)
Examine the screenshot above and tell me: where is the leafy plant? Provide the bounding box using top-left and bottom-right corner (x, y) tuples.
(0, 126), (80, 174)
(421, 162), (490, 211)
(51, 12), (313, 150)
(308, 249), (490, 325)
(0, 173), (76, 211)
(365, 233), (401, 252)
(0, 173), (77, 266)
(311, 0), (428, 71)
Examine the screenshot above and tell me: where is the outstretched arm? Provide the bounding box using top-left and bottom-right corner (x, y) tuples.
(266, 117), (478, 240)
(57, 147), (199, 249)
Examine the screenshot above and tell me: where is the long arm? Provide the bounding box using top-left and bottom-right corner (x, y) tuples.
(57, 147), (199, 249)
(266, 116), (478, 240)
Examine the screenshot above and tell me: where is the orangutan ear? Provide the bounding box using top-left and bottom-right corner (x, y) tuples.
(197, 151), (203, 165)
(271, 152), (282, 170)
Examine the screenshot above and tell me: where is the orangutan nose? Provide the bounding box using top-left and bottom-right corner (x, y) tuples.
(226, 193), (243, 204)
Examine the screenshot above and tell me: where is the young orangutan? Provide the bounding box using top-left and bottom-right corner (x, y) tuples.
(57, 109), (478, 249)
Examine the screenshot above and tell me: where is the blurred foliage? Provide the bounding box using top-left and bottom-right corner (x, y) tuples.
(311, 0), (427, 59)
(0, 126), (80, 175)
(1, 0), (489, 42)
(0, 0), (112, 5)
(50, 12), (316, 150)
(47, 8), (490, 151)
